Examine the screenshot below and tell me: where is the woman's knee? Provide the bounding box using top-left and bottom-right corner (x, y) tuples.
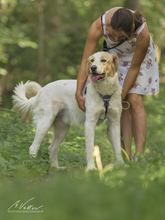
(128, 94), (144, 111)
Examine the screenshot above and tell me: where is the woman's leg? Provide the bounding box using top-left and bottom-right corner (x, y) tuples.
(121, 96), (133, 158)
(128, 93), (147, 156)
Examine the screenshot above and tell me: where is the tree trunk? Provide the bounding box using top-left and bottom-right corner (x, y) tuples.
(38, 1), (45, 86)
(124, 0), (140, 10)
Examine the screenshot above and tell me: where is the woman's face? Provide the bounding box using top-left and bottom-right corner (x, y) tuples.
(109, 26), (126, 42)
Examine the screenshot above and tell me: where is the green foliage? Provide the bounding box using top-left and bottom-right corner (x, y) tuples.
(1, 0), (165, 108)
(0, 84), (165, 219)
(140, 0), (165, 47)
(0, 107), (113, 177)
(0, 108), (50, 178)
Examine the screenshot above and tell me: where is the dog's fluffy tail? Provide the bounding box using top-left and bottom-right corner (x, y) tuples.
(12, 81), (42, 123)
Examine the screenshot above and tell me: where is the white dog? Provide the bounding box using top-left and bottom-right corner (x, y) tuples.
(12, 52), (125, 170)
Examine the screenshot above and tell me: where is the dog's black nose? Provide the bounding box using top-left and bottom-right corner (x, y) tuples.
(91, 65), (97, 72)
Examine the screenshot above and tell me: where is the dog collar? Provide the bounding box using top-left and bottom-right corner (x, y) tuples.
(99, 93), (114, 119)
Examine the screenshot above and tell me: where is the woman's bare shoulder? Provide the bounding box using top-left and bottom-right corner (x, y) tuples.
(89, 17), (103, 38)
(137, 23), (150, 42)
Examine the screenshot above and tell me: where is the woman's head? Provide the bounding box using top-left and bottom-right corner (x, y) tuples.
(111, 8), (143, 39)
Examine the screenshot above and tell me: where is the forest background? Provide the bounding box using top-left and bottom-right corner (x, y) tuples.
(0, 1), (165, 219)
(0, 0), (165, 108)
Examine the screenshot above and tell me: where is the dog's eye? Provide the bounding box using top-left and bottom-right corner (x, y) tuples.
(91, 59), (94, 63)
(101, 59), (106, 63)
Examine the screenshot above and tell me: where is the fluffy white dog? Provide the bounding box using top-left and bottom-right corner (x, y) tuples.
(12, 52), (125, 170)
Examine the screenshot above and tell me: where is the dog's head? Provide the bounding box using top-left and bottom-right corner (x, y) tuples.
(86, 52), (119, 83)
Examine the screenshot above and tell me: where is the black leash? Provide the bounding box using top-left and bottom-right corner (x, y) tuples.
(103, 39), (126, 52)
(101, 15), (127, 52)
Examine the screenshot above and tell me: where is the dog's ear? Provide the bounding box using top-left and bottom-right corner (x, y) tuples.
(112, 54), (119, 72)
(86, 57), (90, 75)
(86, 56), (92, 75)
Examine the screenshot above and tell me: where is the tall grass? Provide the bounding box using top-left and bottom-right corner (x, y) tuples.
(0, 85), (165, 220)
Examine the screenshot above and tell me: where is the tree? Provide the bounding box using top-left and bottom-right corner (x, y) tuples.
(0, 0), (37, 105)
(124, 0), (140, 10)
(0, 0), (165, 108)
(38, 1), (45, 86)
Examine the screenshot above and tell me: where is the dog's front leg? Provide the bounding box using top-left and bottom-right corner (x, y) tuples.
(108, 120), (125, 164)
(85, 118), (97, 170)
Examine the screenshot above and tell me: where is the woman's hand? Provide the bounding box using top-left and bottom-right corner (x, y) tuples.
(75, 93), (86, 112)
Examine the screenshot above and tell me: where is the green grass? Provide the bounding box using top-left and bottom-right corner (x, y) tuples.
(0, 84), (165, 219)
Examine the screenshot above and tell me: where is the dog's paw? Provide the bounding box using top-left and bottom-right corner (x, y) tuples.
(51, 166), (67, 170)
(29, 146), (38, 158)
(29, 153), (37, 158)
(115, 159), (129, 168)
(115, 158), (125, 164)
(86, 166), (97, 171)
(29, 151), (37, 158)
(50, 161), (67, 170)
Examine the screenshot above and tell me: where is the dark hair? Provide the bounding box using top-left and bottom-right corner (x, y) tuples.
(111, 8), (143, 38)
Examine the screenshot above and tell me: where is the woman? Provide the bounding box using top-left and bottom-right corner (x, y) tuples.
(75, 7), (159, 160)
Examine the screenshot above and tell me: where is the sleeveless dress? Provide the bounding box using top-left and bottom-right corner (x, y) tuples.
(101, 9), (159, 95)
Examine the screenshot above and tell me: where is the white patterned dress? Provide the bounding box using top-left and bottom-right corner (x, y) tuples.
(101, 10), (159, 95)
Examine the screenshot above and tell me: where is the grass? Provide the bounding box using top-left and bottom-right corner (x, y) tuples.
(0, 84), (165, 219)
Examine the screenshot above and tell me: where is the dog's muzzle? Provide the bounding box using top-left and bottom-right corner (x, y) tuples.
(90, 65), (105, 83)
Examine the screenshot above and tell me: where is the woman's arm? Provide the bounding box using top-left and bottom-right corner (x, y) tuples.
(75, 17), (103, 111)
(122, 24), (150, 101)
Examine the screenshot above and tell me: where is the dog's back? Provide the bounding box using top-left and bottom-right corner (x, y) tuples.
(12, 80), (85, 126)
(34, 80), (86, 126)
